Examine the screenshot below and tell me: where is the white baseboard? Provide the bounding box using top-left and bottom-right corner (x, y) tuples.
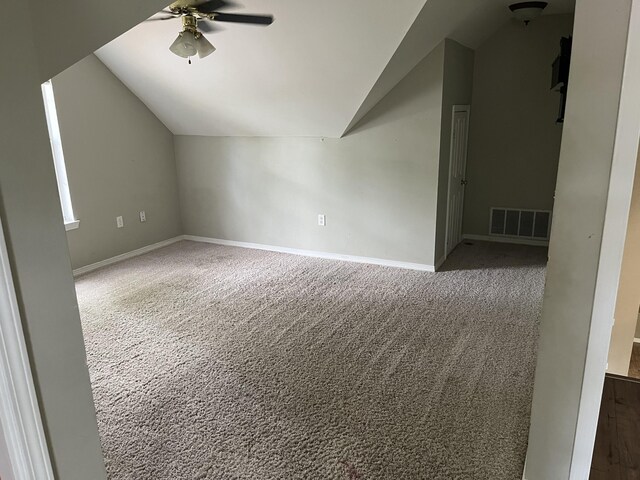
(463, 234), (549, 247)
(634, 338), (640, 344)
(73, 236), (184, 276)
(184, 235), (436, 272)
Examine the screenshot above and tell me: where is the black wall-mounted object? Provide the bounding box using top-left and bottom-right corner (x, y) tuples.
(551, 36), (572, 123)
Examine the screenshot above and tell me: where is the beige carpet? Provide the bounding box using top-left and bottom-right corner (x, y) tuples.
(76, 240), (547, 480)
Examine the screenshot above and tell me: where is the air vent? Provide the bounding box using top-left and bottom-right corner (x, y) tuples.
(490, 208), (551, 240)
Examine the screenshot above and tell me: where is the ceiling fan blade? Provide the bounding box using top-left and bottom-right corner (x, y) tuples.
(195, 0), (237, 13)
(146, 15), (178, 21)
(146, 10), (180, 21)
(212, 12), (274, 25)
(198, 20), (222, 33)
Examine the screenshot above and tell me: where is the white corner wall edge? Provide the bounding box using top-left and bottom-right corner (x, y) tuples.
(0, 218), (54, 480)
(72, 236), (183, 276)
(184, 235), (436, 272)
(462, 234), (549, 247)
(569, 1), (640, 478)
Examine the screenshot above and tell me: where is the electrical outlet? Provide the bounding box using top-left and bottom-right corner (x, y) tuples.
(116, 216), (124, 228)
(318, 214), (326, 226)
(139, 211), (146, 222)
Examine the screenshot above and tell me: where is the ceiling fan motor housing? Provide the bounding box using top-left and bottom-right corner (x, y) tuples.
(182, 15), (198, 34)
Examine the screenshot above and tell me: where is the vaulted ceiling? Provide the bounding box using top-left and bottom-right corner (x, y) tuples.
(96, 0), (575, 138)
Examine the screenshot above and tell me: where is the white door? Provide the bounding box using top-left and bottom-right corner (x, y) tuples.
(445, 105), (470, 257)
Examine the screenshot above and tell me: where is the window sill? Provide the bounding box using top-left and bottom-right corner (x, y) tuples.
(64, 220), (80, 231)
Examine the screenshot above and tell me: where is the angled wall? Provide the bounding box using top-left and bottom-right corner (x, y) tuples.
(0, 8), (108, 480)
(53, 55), (183, 270)
(175, 42), (448, 267)
(0, 0), (167, 478)
(341, 0), (511, 137)
(29, 0), (168, 82)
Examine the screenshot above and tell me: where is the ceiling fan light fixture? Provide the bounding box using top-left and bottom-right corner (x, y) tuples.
(509, 1), (548, 25)
(195, 33), (216, 58)
(152, 4), (274, 61)
(169, 30), (197, 58)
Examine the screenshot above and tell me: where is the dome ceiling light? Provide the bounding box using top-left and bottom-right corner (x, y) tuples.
(509, 2), (549, 26)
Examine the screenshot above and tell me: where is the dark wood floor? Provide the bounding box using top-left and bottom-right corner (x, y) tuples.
(590, 374), (640, 479)
(629, 343), (640, 380)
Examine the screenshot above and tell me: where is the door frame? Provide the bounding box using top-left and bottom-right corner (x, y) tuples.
(444, 104), (471, 260)
(0, 215), (54, 480)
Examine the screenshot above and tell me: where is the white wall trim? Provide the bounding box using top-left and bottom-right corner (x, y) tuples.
(463, 234), (549, 247)
(184, 235), (436, 272)
(72, 236), (183, 276)
(634, 338), (640, 344)
(569, 1), (640, 477)
(72, 234), (437, 276)
(0, 217), (54, 480)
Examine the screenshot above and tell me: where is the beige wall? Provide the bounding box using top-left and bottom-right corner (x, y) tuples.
(608, 148), (640, 374)
(435, 39), (475, 262)
(176, 42), (447, 266)
(0, 8), (107, 479)
(636, 313), (640, 338)
(53, 55), (183, 270)
(463, 14), (574, 237)
(29, 0), (167, 83)
(0, 0), (168, 478)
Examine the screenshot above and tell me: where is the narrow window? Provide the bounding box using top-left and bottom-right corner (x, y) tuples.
(41, 80), (78, 230)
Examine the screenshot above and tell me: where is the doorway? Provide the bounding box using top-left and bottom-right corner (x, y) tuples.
(0, 216), (54, 480)
(445, 105), (470, 258)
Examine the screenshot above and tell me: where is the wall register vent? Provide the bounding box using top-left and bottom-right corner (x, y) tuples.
(490, 207), (551, 240)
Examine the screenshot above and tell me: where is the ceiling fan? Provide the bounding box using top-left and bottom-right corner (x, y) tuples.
(148, 0), (274, 62)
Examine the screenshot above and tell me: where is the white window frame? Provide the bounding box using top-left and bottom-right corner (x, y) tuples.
(41, 81), (79, 231)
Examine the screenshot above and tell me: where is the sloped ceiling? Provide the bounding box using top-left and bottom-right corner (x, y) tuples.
(343, 0), (575, 135)
(96, 0), (427, 137)
(96, 0), (575, 138)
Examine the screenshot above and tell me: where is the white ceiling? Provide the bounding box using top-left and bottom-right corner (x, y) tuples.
(96, 0), (575, 138)
(96, 0), (427, 137)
